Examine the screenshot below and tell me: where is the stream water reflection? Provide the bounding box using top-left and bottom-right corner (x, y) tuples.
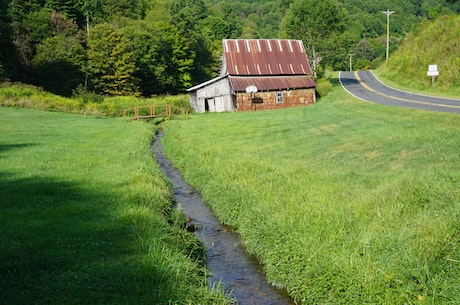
(152, 132), (295, 305)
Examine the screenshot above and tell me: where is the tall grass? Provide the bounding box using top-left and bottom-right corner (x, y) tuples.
(161, 87), (459, 304)
(0, 82), (191, 116)
(0, 108), (228, 304)
(378, 14), (460, 98)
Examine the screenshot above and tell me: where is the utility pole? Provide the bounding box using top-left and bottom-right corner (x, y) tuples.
(348, 53), (354, 71)
(382, 9), (395, 63)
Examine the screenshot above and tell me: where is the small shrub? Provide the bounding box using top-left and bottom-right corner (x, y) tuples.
(72, 85), (104, 105)
(315, 79), (333, 99)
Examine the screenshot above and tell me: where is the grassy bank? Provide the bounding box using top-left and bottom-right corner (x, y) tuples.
(0, 82), (191, 116)
(377, 14), (460, 98)
(0, 108), (228, 304)
(161, 87), (459, 304)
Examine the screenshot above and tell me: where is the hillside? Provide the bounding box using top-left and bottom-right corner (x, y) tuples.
(379, 14), (460, 93)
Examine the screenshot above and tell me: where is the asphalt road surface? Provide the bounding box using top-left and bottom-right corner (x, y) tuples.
(339, 70), (460, 114)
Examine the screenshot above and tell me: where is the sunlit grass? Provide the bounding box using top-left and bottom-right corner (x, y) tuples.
(0, 83), (191, 116)
(374, 68), (460, 99)
(376, 15), (460, 99)
(0, 108), (228, 304)
(162, 87), (459, 304)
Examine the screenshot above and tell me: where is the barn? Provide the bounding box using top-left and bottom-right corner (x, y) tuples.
(187, 39), (316, 113)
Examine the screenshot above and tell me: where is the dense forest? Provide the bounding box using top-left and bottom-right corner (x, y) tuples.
(0, 0), (459, 97)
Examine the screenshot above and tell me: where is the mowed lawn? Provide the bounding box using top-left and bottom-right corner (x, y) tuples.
(0, 108), (227, 305)
(162, 89), (460, 304)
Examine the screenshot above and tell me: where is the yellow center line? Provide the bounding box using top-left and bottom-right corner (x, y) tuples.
(354, 71), (460, 109)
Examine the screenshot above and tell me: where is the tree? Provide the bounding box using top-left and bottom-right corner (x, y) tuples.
(87, 23), (140, 96)
(211, 1), (243, 39)
(282, 0), (348, 77)
(167, 0), (208, 33)
(167, 0), (217, 84)
(0, 0), (16, 80)
(161, 24), (194, 93)
(31, 11), (85, 95)
(75, 0), (104, 35)
(123, 20), (194, 95)
(11, 8), (53, 70)
(103, 0), (148, 19)
(22, 8), (54, 43)
(33, 34), (85, 96)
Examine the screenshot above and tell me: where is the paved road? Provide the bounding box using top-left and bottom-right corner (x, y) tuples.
(339, 70), (460, 114)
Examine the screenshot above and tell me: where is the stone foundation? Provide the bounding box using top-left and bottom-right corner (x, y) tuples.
(236, 88), (316, 112)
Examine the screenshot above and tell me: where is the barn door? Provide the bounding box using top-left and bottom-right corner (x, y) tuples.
(205, 98), (215, 112)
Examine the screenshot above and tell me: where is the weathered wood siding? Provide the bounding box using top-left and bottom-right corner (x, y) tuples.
(190, 77), (234, 113)
(236, 88), (316, 112)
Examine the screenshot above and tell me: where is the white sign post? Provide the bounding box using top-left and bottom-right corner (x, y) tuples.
(427, 64), (439, 88)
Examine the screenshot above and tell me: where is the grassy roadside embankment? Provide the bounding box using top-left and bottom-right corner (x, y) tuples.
(161, 85), (459, 304)
(376, 14), (460, 98)
(0, 108), (228, 304)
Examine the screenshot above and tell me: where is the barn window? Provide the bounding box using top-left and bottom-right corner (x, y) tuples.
(276, 91), (284, 104)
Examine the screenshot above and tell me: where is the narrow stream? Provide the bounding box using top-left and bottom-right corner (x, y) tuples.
(152, 132), (295, 305)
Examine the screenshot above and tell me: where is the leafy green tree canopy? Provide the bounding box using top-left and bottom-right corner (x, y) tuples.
(282, 0), (348, 77)
(123, 20), (194, 95)
(87, 23), (140, 96)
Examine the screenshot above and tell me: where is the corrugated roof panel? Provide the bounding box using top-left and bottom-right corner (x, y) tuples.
(228, 75), (316, 92)
(223, 39), (313, 76)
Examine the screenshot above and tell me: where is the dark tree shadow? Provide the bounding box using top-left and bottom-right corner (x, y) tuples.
(33, 60), (84, 96)
(330, 76), (342, 86)
(0, 176), (165, 303)
(0, 172), (134, 304)
(0, 142), (197, 305)
(0, 143), (36, 154)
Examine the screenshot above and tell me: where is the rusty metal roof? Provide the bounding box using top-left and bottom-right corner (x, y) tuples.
(229, 75), (316, 92)
(222, 39), (313, 76)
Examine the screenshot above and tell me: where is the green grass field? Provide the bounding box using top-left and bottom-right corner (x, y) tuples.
(161, 87), (460, 304)
(0, 108), (228, 305)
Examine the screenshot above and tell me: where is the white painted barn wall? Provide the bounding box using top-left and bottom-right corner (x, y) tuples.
(191, 77), (234, 113)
